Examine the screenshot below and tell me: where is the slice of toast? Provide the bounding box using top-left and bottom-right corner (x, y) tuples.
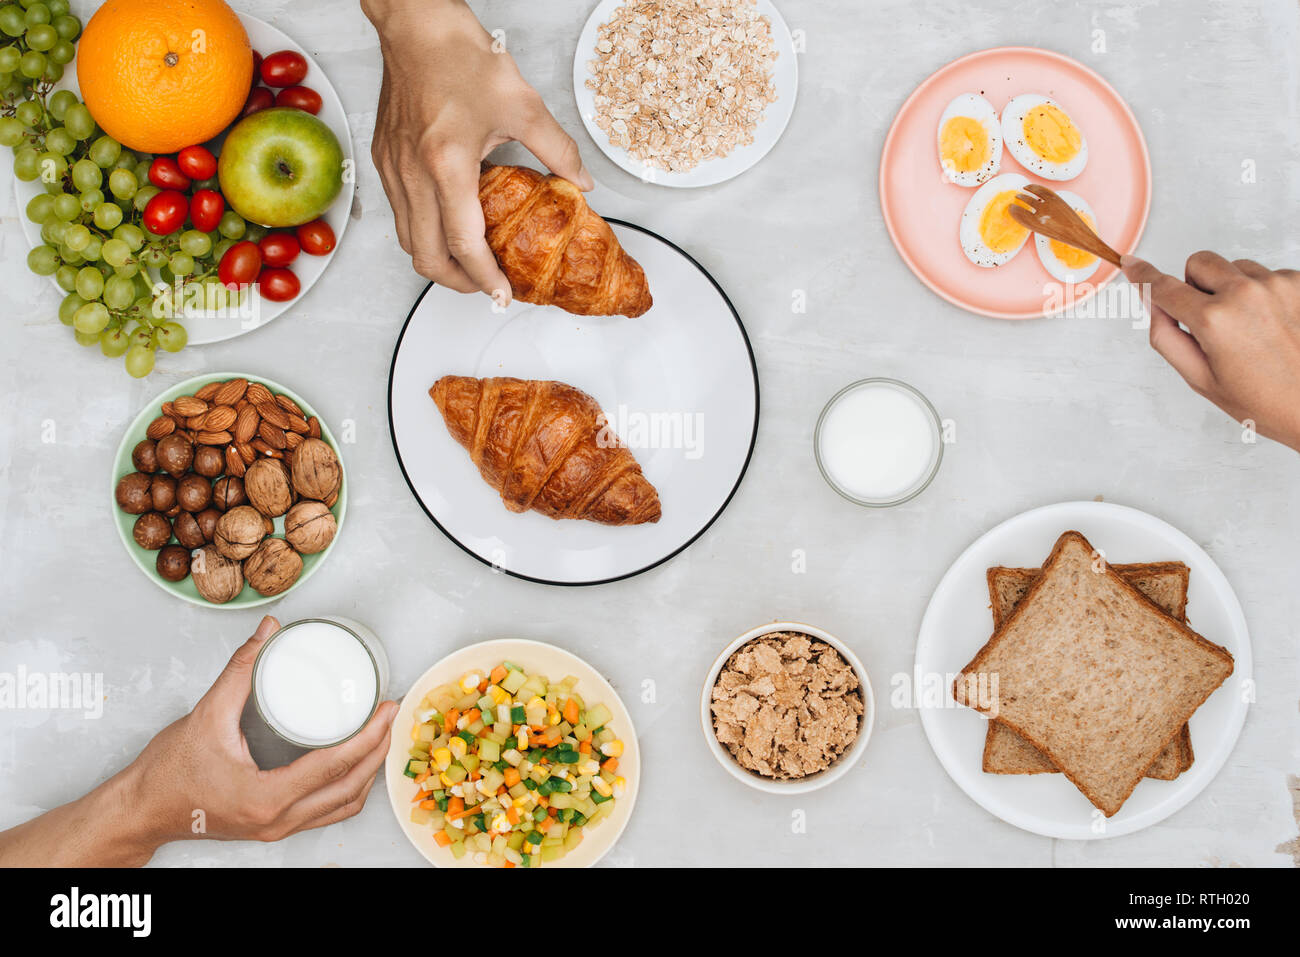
(953, 531), (1233, 817)
(984, 562), (1194, 780)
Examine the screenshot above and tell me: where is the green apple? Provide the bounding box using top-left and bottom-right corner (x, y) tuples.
(218, 108), (344, 228)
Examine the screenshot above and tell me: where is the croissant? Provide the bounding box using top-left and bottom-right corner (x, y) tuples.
(430, 375), (662, 526)
(479, 164), (653, 318)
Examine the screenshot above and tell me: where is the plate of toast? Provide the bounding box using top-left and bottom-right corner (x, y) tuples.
(388, 169), (758, 584)
(915, 501), (1251, 839)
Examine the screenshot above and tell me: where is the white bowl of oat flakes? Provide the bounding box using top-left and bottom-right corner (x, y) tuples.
(574, 0), (799, 188)
(701, 622), (875, 794)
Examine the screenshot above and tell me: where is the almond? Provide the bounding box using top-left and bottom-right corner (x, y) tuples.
(284, 431), (304, 450)
(256, 400), (291, 430)
(173, 395), (209, 417)
(275, 394), (304, 418)
(186, 414), (208, 430)
(237, 441), (256, 465)
(195, 381), (222, 401)
(307, 416), (321, 439)
(234, 406), (260, 444)
(258, 420), (288, 449)
(197, 430), (233, 446)
(246, 383), (274, 406)
(160, 401), (177, 418)
(225, 445), (246, 477)
(146, 415), (175, 440)
(214, 378), (248, 406)
(252, 438), (284, 459)
(204, 406), (237, 432)
(285, 413), (310, 435)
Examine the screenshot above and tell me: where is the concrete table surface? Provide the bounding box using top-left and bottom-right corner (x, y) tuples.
(1, 0), (1297, 867)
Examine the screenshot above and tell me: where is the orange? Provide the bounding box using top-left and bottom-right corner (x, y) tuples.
(77, 0), (253, 154)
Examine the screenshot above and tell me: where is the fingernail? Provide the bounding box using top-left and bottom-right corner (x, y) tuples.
(578, 166), (595, 190)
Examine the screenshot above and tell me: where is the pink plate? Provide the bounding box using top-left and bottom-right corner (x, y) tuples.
(880, 47), (1151, 320)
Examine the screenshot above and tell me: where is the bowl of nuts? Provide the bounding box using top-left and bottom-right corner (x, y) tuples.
(110, 373), (347, 608)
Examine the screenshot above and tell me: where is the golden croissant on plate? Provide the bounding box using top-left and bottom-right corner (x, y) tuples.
(430, 375), (662, 526)
(479, 164), (653, 318)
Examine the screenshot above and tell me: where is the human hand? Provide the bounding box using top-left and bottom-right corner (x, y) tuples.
(1122, 252), (1300, 450)
(363, 0), (594, 301)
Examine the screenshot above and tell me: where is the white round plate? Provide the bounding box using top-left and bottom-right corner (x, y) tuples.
(915, 501), (1252, 840)
(388, 221), (759, 586)
(572, 0), (798, 188)
(385, 638), (640, 868)
(13, 14), (354, 345)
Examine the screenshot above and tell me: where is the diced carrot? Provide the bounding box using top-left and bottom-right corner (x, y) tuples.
(578, 740), (591, 754)
(542, 727), (562, 746)
(468, 770), (480, 781)
(477, 679), (488, 694)
(414, 769), (431, 784)
(419, 799), (440, 810)
(562, 698), (579, 724)
(443, 709), (459, 734)
(489, 665), (508, 684)
(503, 861), (515, 868)
(602, 758), (618, 773)
(447, 796), (465, 816)
(446, 806), (478, 822)
(507, 806), (520, 825)
(433, 830), (453, 847)
(547, 806), (558, 817)
(411, 788), (430, 804)
(537, 816), (553, 833)
(503, 768), (521, 787)
(464, 708), (481, 725)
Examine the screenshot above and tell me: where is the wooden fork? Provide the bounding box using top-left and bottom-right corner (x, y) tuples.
(1008, 184), (1121, 267)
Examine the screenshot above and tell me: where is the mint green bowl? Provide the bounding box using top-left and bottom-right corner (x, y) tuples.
(110, 372), (348, 609)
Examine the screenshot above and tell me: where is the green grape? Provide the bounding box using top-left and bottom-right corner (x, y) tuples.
(192, 176), (219, 192)
(140, 245), (168, 268)
(81, 235), (101, 262)
(132, 158), (151, 181)
(99, 326), (130, 357)
(212, 238), (235, 262)
(78, 188), (103, 213)
(73, 300), (109, 334)
(114, 223), (144, 251)
(51, 12), (75, 41)
(124, 344), (156, 378)
(244, 223), (268, 244)
(54, 262), (76, 292)
(0, 45), (17, 73)
(36, 151), (66, 184)
(39, 220), (57, 243)
(75, 265), (103, 300)
(63, 102), (93, 139)
(51, 191), (78, 220)
(127, 323), (153, 346)
(93, 202), (122, 230)
(18, 48), (44, 77)
(133, 184), (159, 211)
(45, 219), (67, 243)
(88, 134), (119, 168)
(157, 322), (187, 353)
(46, 87), (75, 120)
(217, 211), (246, 239)
(113, 260), (139, 279)
(71, 156), (100, 191)
(63, 222), (90, 251)
(168, 253), (195, 277)
(0, 4), (24, 36)
(45, 0), (65, 16)
(111, 149), (136, 172)
(14, 98), (41, 126)
(57, 291), (83, 324)
(46, 35), (70, 64)
(0, 74), (23, 99)
(44, 127), (74, 155)
(178, 230), (211, 258)
(25, 192), (54, 223)
(41, 58), (60, 82)
(24, 3), (50, 25)
(13, 146), (40, 180)
(103, 274), (135, 310)
(108, 167), (137, 199)
(0, 113), (22, 146)
(73, 329), (100, 347)
(26, 243), (58, 275)
(25, 23), (54, 51)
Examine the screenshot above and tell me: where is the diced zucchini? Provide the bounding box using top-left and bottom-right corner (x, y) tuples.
(501, 670), (528, 695)
(585, 704), (612, 729)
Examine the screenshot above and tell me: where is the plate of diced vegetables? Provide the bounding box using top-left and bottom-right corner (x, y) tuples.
(386, 638), (640, 868)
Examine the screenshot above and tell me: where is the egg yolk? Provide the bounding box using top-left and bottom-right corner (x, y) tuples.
(979, 190), (1030, 254)
(1022, 103), (1081, 162)
(1049, 210), (1098, 268)
(940, 116), (991, 174)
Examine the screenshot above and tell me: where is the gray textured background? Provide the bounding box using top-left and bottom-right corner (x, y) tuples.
(1, 0), (1297, 866)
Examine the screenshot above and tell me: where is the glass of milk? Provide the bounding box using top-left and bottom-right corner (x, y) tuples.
(814, 378), (944, 507)
(252, 617), (390, 749)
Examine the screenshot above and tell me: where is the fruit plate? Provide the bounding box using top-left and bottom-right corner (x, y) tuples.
(879, 46), (1151, 319)
(13, 13), (354, 345)
(572, 0), (799, 188)
(388, 220), (760, 586)
(385, 638), (640, 868)
(914, 501), (1252, 840)
(110, 372), (347, 609)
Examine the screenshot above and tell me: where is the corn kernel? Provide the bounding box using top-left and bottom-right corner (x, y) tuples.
(591, 776), (613, 797)
(489, 685), (510, 705)
(491, 813), (511, 834)
(449, 737), (468, 759)
(439, 771), (456, 788)
(577, 759), (601, 776)
(433, 747), (453, 771)
(613, 776), (626, 798)
(599, 740), (624, 758)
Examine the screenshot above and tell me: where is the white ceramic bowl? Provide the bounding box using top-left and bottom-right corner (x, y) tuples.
(699, 621), (875, 795)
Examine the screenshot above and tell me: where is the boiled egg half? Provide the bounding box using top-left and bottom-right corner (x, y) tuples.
(1001, 94), (1088, 180)
(937, 93), (1002, 187)
(1034, 190), (1101, 283)
(959, 172), (1032, 268)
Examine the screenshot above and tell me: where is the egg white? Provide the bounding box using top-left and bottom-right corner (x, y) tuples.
(959, 172), (1032, 268)
(1034, 190), (1101, 283)
(1001, 94), (1088, 181)
(937, 93), (1003, 187)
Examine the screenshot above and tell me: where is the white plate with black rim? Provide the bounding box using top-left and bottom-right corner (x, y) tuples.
(915, 501), (1252, 840)
(12, 13), (354, 344)
(388, 221), (758, 586)
(572, 0), (798, 188)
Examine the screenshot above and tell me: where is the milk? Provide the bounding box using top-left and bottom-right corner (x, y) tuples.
(816, 380), (941, 505)
(254, 618), (388, 748)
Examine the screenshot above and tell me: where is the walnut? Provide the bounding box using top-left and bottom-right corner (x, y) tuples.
(284, 500), (337, 554)
(214, 505), (271, 560)
(243, 538), (302, 596)
(245, 458), (294, 517)
(191, 544), (244, 603)
(115, 472), (153, 514)
(290, 438), (341, 501)
(155, 432), (194, 477)
(133, 512), (172, 550)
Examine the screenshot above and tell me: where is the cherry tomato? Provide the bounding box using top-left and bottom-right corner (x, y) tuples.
(176, 145), (217, 181)
(251, 50), (263, 81)
(296, 218), (336, 256)
(190, 189), (225, 233)
(258, 232), (300, 267)
(240, 86), (274, 118)
(148, 156), (191, 191)
(218, 241), (262, 289)
(142, 190), (189, 236)
(260, 50), (308, 87)
(274, 85), (322, 115)
(258, 267), (300, 302)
